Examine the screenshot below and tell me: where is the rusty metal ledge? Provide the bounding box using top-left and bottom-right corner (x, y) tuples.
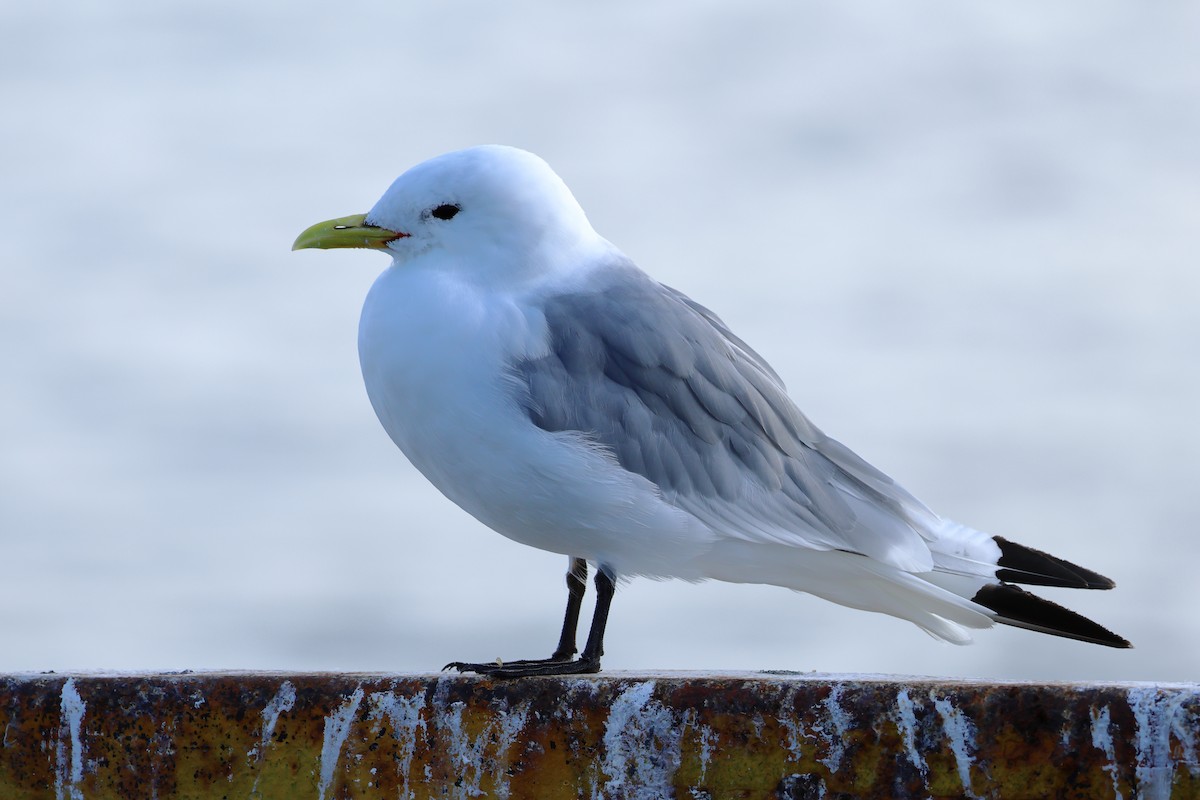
(2, 671), (1197, 799)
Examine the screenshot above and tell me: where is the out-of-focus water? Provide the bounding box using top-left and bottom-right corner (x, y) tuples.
(2, 1), (1196, 680)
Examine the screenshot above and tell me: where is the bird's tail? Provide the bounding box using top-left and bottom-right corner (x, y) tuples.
(924, 520), (1131, 648)
(695, 521), (1130, 648)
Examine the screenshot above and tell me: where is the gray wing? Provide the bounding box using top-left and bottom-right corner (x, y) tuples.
(516, 261), (938, 570)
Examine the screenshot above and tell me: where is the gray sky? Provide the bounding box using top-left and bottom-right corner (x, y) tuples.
(2, 0), (1197, 681)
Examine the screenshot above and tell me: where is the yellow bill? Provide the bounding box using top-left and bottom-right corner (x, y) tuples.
(292, 214), (407, 251)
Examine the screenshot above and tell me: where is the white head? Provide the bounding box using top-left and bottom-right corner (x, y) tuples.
(294, 146), (603, 286)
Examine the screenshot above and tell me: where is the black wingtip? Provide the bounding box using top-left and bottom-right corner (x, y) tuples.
(973, 583), (1132, 649)
(993, 536), (1116, 590)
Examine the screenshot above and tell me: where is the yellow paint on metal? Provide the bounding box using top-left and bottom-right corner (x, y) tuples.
(1, 673), (1197, 798)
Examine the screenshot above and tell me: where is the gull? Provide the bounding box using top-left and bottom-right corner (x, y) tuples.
(293, 145), (1129, 677)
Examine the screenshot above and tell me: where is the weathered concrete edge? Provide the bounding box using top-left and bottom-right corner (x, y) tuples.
(3, 671), (1198, 800)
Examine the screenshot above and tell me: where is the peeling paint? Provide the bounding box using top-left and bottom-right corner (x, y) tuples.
(598, 681), (682, 800)
(778, 692), (807, 764)
(438, 699), (480, 797)
(817, 685), (851, 772)
(893, 688), (927, 778)
(751, 711), (765, 741)
(317, 685), (364, 800)
(433, 683), (529, 800)
(248, 680), (297, 798)
(251, 680), (296, 763)
(1090, 705), (1123, 800)
(693, 715), (717, 783)
(931, 693), (978, 799)
(491, 703), (530, 800)
(55, 678), (86, 800)
(1128, 685), (1200, 800)
(4, 673), (1199, 799)
(568, 678), (601, 697)
(367, 689), (426, 800)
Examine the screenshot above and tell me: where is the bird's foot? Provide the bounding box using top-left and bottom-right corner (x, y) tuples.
(444, 654), (600, 678)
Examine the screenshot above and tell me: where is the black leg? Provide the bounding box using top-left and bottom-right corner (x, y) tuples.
(445, 562), (616, 678)
(551, 558), (588, 660)
(578, 567), (615, 664)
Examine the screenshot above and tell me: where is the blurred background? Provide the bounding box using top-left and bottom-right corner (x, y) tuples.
(2, 1), (1196, 681)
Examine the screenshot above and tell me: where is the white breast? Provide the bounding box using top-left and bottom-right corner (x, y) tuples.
(356, 262), (711, 576)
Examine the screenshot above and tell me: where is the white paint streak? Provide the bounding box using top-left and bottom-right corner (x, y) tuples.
(440, 700), (483, 798)
(818, 685), (851, 772)
(931, 694), (978, 799)
(1128, 685), (1200, 800)
(491, 704), (530, 800)
(680, 708), (718, 783)
(694, 717), (716, 783)
(1089, 705), (1123, 800)
(779, 712), (806, 762)
(751, 712), (765, 741)
(251, 680), (297, 762)
(776, 687), (807, 763)
(431, 681), (530, 800)
(367, 690), (426, 800)
(55, 678), (86, 800)
(893, 689), (927, 778)
(248, 680), (297, 798)
(598, 681), (683, 800)
(317, 685), (364, 800)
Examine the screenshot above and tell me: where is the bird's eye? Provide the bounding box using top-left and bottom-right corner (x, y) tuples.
(430, 203), (460, 220)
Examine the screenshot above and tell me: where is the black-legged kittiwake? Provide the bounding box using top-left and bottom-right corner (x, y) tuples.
(293, 145), (1129, 677)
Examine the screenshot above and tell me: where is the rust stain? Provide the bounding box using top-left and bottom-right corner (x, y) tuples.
(0, 673), (1196, 799)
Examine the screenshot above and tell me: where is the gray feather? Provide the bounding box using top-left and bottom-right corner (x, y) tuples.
(515, 261), (933, 564)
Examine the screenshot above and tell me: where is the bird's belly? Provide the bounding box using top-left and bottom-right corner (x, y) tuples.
(368, 368), (707, 573)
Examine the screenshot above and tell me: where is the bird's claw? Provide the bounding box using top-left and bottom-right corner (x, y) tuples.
(442, 656), (600, 678)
